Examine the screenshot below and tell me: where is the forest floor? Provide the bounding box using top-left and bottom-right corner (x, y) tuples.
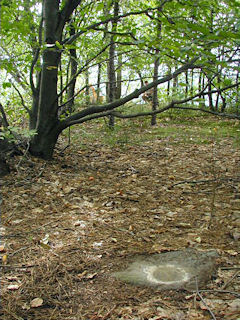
(1, 114), (240, 320)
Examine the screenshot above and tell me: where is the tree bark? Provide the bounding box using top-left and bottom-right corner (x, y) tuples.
(151, 8), (161, 126)
(29, 121), (63, 159)
(97, 63), (102, 102)
(66, 24), (78, 113)
(116, 52), (122, 99)
(151, 54), (159, 126)
(107, 0), (119, 128)
(29, 0), (62, 158)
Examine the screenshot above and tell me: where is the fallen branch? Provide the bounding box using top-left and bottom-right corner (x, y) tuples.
(221, 270), (240, 290)
(199, 289), (240, 298)
(194, 278), (217, 320)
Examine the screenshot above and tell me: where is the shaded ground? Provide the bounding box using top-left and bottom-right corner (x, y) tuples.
(1, 117), (240, 319)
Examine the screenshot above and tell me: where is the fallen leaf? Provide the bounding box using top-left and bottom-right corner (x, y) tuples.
(86, 272), (97, 279)
(226, 250), (238, 256)
(39, 242), (51, 250)
(0, 245), (6, 252)
(32, 208), (44, 214)
(6, 276), (18, 281)
(195, 236), (202, 243)
(30, 298), (44, 308)
(2, 254), (7, 264)
(40, 234), (49, 244)
(22, 303), (30, 310)
(166, 211), (177, 218)
(8, 284), (20, 290)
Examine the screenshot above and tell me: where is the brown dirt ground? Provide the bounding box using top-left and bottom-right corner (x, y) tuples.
(1, 120), (240, 320)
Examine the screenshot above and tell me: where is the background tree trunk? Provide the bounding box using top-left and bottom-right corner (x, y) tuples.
(107, 0), (119, 128)
(97, 63), (102, 103)
(151, 54), (159, 126)
(66, 24), (78, 113)
(116, 52), (122, 100)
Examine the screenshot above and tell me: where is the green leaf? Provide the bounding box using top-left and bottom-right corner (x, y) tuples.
(96, 3), (104, 11)
(2, 82), (12, 89)
(55, 41), (63, 49)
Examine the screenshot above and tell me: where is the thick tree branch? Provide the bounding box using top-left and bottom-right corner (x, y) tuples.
(61, 57), (199, 128)
(63, 75), (240, 126)
(57, 0), (82, 35)
(109, 81), (240, 120)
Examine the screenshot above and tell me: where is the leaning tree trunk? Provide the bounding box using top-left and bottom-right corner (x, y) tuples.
(29, 0), (62, 159)
(29, 42), (61, 158)
(28, 0), (81, 159)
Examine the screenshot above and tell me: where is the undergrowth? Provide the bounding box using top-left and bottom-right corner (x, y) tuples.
(64, 104), (240, 149)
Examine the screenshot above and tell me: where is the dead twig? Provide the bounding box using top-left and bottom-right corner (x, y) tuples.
(221, 270), (240, 290)
(16, 141), (30, 171)
(9, 246), (30, 257)
(199, 289), (240, 298)
(220, 266), (240, 270)
(194, 277), (217, 320)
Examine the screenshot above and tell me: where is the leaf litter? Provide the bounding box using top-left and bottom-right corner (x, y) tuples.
(0, 119), (240, 320)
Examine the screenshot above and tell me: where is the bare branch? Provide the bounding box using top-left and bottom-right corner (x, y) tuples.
(1, 47), (28, 90)
(10, 82), (31, 114)
(56, 43), (111, 102)
(172, 106), (240, 120)
(57, 0), (83, 35)
(64, 75), (240, 126)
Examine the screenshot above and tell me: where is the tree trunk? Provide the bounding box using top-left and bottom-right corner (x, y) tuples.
(107, 0), (119, 128)
(151, 10), (161, 126)
(29, 0), (61, 158)
(190, 69), (194, 95)
(208, 81), (214, 110)
(29, 121), (63, 159)
(151, 54), (159, 126)
(97, 63), (102, 102)
(172, 65), (178, 96)
(236, 62), (240, 115)
(66, 24), (78, 113)
(116, 52), (122, 99)
(26, 0), (199, 159)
